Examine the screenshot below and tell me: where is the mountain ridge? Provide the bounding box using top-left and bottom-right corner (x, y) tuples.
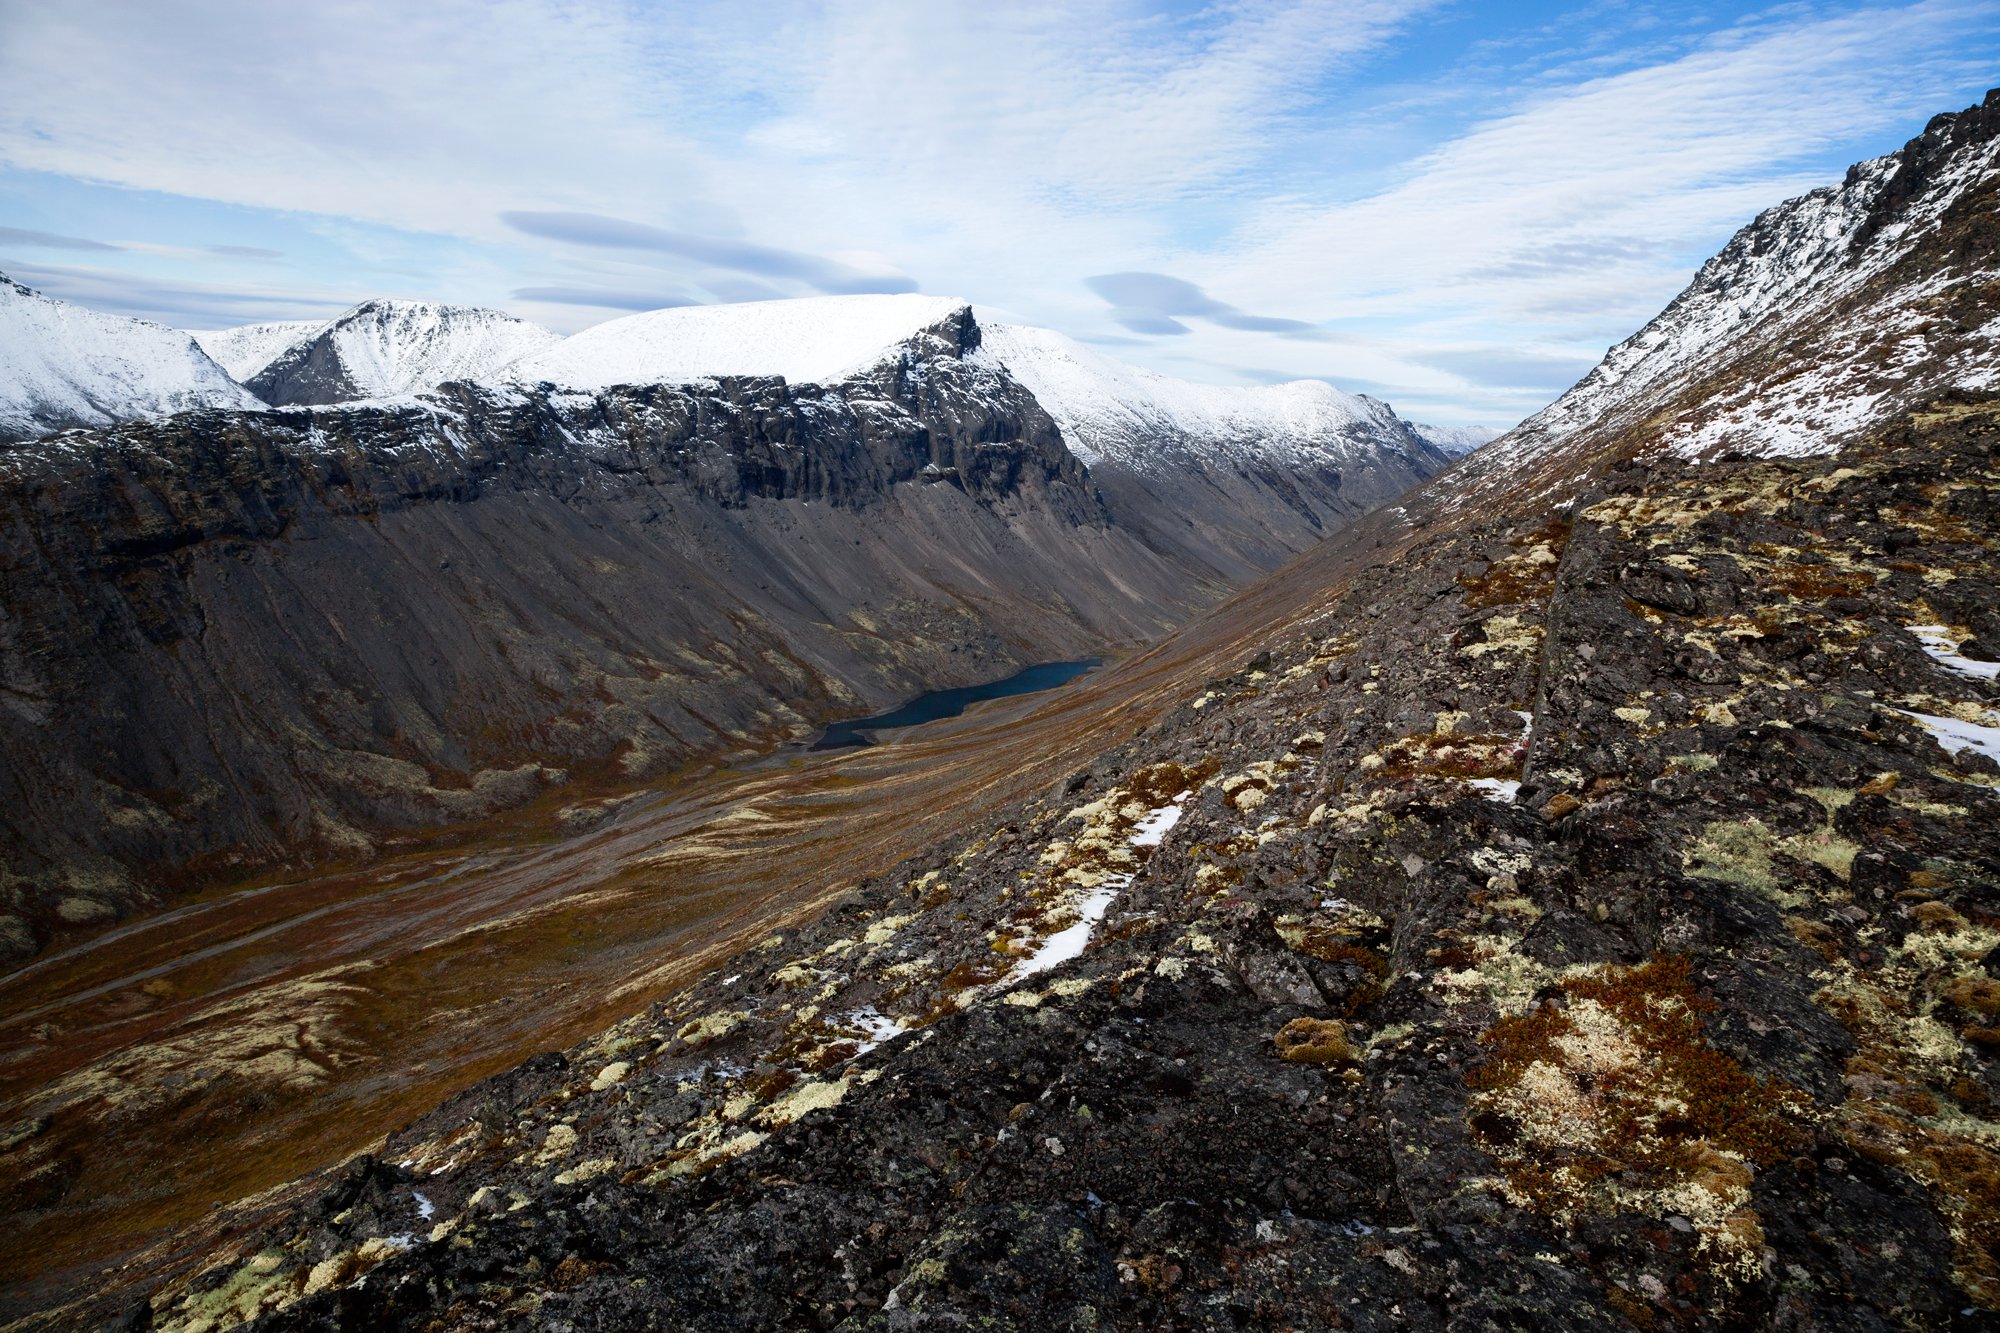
(237, 298), (560, 406)
(1457, 87), (2000, 509)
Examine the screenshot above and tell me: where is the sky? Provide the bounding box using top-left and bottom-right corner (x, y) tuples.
(1, 1), (1996, 427)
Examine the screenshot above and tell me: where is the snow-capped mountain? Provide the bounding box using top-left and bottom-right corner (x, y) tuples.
(190, 319), (324, 382)
(507, 293), (970, 389)
(500, 293), (1448, 578)
(1410, 422), (1497, 457)
(505, 293), (1448, 486)
(962, 318), (1446, 577)
(0, 273), (262, 442)
(971, 321), (1433, 474)
(1466, 90), (2000, 493)
(511, 293), (1433, 476)
(226, 299), (559, 405)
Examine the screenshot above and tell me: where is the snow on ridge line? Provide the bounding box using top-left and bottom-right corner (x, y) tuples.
(971, 320), (1410, 468)
(506, 294), (971, 390)
(318, 300), (560, 400)
(1412, 422), (1500, 457)
(1461, 107), (2000, 481)
(190, 299), (562, 404)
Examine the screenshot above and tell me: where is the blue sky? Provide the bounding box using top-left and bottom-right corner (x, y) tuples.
(1, 1), (1996, 425)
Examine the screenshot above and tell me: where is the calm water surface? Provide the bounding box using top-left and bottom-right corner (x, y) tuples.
(812, 659), (1101, 749)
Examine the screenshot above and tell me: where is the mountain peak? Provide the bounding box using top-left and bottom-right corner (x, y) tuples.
(228, 298), (560, 406)
(971, 320), (1428, 472)
(1455, 86), (2000, 504)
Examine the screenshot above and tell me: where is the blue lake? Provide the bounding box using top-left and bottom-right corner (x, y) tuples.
(811, 659), (1102, 750)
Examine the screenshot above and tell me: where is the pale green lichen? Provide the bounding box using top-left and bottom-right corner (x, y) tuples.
(676, 1010), (749, 1047)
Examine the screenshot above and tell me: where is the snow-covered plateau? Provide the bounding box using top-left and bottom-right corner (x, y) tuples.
(505, 293), (970, 390)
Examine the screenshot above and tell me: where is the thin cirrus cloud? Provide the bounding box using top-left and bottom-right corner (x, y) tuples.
(501, 211), (919, 297)
(701, 276), (790, 305)
(0, 228), (284, 261)
(1084, 272), (1331, 340)
(1410, 346), (1600, 391)
(0, 225), (123, 252)
(2, 259), (352, 325)
(512, 285), (699, 312)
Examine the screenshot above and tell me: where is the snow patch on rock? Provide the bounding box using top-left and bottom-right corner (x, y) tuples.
(1908, 625), (2000, 681)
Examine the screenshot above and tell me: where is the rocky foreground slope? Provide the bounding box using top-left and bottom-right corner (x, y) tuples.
(74, 93), (2000, 1330)
(117, 369), (2000, 1333)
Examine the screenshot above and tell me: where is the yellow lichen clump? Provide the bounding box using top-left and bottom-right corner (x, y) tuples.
(1467, 955), (1808, 1280)
(1273, 1017), (1355, 1065)
(1368, 728), (1524, 784)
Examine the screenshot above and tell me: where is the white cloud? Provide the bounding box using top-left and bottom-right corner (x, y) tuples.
(1, 0), (1995, 422)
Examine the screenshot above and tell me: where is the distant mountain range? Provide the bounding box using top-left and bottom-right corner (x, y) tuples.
(3, 278), (1490, 474)
(0, 285), (1456, 968)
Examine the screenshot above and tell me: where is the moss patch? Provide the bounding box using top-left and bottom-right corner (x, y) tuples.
(1467, 955), (1809, 1278)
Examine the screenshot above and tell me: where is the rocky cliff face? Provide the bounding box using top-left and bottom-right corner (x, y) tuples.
(0, 313), (1145, 959)
(75, 93), (2000, 1333)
